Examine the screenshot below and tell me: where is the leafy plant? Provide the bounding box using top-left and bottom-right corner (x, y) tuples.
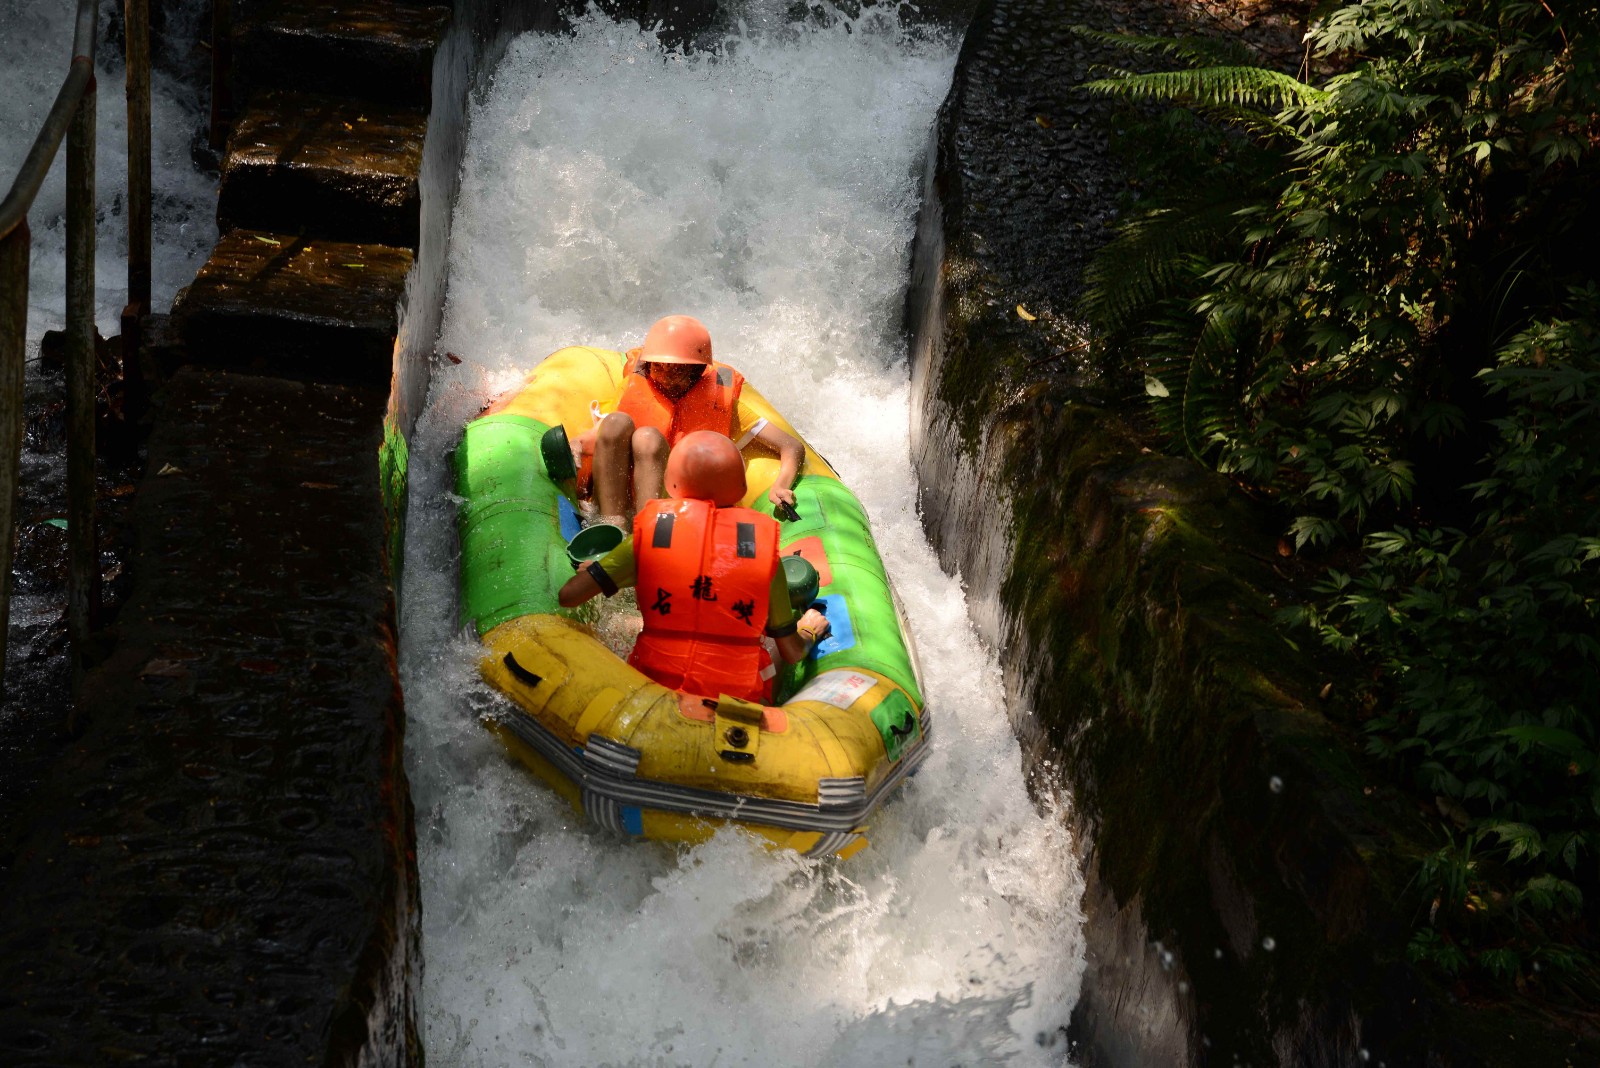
(1079, 0), (1600, 994)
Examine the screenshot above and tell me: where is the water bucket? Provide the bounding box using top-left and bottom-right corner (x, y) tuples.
(566, 523), (625, 570)
(781, 555), (820, 611)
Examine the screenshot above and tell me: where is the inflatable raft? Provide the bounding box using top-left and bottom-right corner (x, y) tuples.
(454, 346), (930, 858)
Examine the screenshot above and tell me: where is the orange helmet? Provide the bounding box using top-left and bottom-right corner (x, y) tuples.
(640, 314), (714, 365)
(665, 431), (746, 506)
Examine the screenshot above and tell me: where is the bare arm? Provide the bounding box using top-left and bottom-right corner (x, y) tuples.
(775, 608), (830, 664)
(754, 421), (805, 508)
(558, 569), (602, 608)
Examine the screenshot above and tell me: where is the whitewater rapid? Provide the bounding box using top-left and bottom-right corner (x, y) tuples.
(399, 5), (1086, 1064)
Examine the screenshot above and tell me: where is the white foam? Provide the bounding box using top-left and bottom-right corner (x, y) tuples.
(1, 0), (217, 340)
(402, 4), (1086, 1063)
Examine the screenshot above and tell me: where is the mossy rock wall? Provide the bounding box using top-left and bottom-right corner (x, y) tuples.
(906, 1), (1596, 1064)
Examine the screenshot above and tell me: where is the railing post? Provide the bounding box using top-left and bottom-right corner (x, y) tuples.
(0, 223), (29, 701)
(66, 75), (99, 696)
(210, 0), (235, 151)
(123, 0), (152, 412)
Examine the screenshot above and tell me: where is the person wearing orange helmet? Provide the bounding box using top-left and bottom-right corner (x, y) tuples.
(559, 432), (829, 703)
(577, 315), (806, 523)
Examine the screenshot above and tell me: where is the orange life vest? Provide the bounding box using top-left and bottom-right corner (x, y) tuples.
(628, 497), (779, 703)
(614, 350), (743, 444)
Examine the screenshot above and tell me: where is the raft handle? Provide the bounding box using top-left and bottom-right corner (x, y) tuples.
(708, 694), (765, 762)
(504, 652), (543, 688)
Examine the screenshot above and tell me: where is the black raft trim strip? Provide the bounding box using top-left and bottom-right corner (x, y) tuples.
(652, 512), (675, 548)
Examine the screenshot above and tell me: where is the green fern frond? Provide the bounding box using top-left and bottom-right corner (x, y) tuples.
(1069, 25), (1258, 68)
(1182, 304), (1247, 456)
(1139, 304), (1249, 461)
(1082, 200), (1253, 331)
(1140, 316), (1203, 443)
(1083, 67), (1326, 115)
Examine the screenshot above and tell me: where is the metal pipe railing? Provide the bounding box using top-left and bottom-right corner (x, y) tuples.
(123, 0), (153, 414)
(0, 0), (147, 702)
(64, 61), (99, 701)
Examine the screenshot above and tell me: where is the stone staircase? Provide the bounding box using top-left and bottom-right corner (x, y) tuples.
(0, 2), (451, 1064)
(175, 0), (449, 381)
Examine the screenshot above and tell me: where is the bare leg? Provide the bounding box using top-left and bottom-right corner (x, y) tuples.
(591, 412), (637, 520)
(631, 426), (669, 512)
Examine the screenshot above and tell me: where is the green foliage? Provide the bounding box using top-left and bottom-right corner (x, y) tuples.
(1289, 295), (1600, 992)
(1080, 0), (1600, 996)
(1084, 66), (1328, 124)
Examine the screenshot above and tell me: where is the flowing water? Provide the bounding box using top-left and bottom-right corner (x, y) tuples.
(401, 4), (1086, 1064)
(1, 0), (216, 340)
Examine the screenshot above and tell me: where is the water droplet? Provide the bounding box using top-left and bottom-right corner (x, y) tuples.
(1359, 1051), (1371, 1063)
(1268, 775), (1284, 794)
(1213, 947), (1224, 959)
(1160, 949), (1175, 970)
(1261, 936), (1277, 952)
(1178, 980), (1190, 994)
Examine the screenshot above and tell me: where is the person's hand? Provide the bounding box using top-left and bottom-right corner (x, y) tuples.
(768, 485), (796, 510)
(796, 608), (830, 645)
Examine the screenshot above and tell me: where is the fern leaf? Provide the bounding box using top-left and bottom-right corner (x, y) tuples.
(1180, 304), (1246, 458)
(1068, 25), (1259, 68)
(1082, 200), (1253, 331)
(1083, 67), (1326, 115)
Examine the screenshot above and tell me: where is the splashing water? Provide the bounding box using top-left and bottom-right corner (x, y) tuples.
(400, 5), (1086, 1064)
(1, 0), (216, 340)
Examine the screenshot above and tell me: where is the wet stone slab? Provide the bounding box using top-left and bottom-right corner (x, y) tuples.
(0, 368), (418, 1065)
(220, 91), (428, 250)
(175, 229), (412, 384)
(238, 0), (453, 108)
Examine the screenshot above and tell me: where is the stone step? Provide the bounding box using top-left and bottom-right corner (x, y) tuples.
(173, 229), (413, 386)
(237, 0), (452, 108)
(218, 91), (428, 250)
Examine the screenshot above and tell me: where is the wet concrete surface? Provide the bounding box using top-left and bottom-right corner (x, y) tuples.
(0, 355), (142, 809)
(0, 0), (478, 1061)
(0, 368), (417, 1065)
(238, 0), (452, 108)
(220, 91), (428, 250)
(175, 229), (413, 383)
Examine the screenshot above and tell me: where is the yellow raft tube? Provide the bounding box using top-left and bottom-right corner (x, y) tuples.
(454, 347), (929, 859)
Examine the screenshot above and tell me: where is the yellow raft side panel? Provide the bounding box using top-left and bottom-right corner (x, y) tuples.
(485, 724), (869, 859)
(480, 614), (903, 802)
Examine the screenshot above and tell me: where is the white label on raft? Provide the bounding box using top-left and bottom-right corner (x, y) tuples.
(792, 670), (877, 709)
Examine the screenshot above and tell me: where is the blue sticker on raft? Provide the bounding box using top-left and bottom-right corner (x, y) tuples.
(558, 495), (582, 542)
(622, 806), (643, 835)
(810, 595), (855, 659)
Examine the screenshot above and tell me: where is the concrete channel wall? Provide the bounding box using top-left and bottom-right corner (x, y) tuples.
(906, 1), (1599, 1066)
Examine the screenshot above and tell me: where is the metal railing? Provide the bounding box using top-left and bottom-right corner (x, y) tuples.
(0, 0), (152, 702)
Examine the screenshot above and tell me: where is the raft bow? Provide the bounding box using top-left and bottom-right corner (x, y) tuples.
(455, 346), (929, 858)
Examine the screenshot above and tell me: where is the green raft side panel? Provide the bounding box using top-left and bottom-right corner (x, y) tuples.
(764, 476), (925, 709)
(454, 414), (570, 633)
